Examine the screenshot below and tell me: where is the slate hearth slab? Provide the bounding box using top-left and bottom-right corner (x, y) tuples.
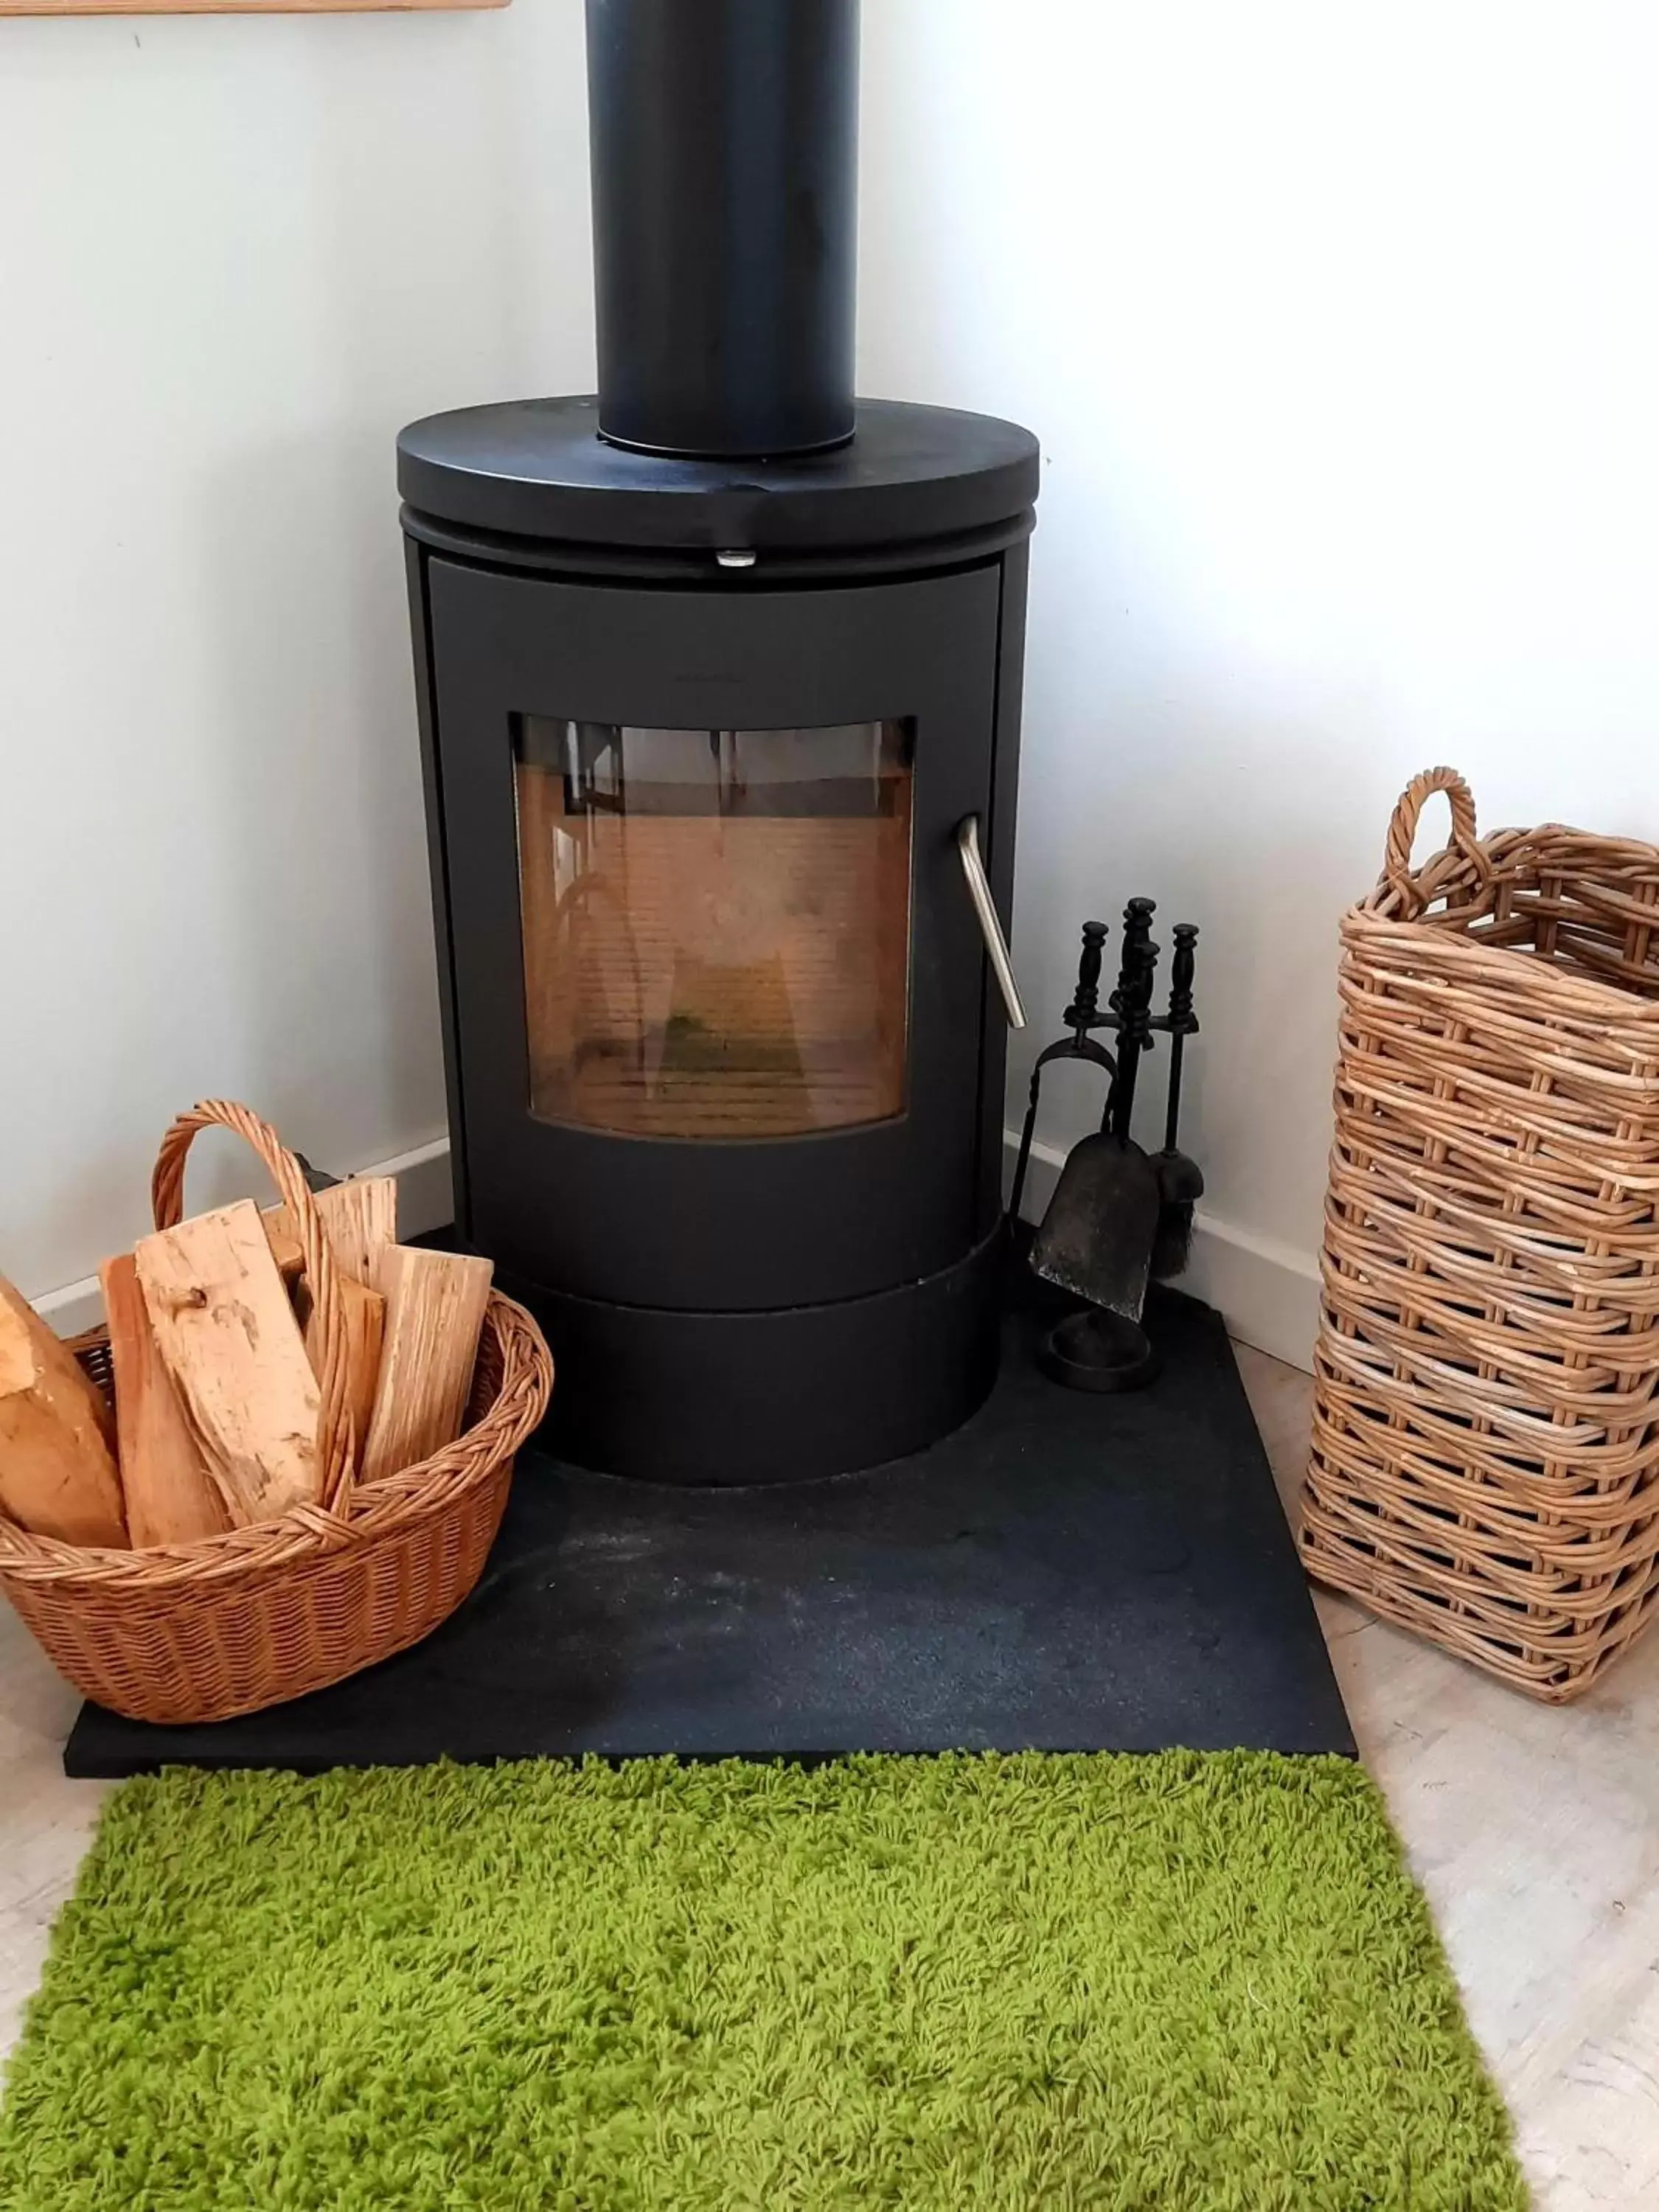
(65, 1287), (1352, 1775)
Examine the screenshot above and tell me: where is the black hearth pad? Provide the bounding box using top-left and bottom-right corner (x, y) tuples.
(65, 1287), (1352, 1775)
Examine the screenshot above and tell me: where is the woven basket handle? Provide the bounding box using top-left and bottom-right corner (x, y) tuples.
(150, 1100), (355, 1511)
(1382, 766), (1489, 919)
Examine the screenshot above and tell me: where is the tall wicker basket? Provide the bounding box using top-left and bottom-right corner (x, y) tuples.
(1301, 768), (1659, 1701)
(0, 1101), (552, 1725)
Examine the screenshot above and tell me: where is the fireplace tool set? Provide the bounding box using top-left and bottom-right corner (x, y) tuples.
(1009, 903), (1202, 1391)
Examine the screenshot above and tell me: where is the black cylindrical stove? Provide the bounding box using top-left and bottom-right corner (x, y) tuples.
(400, 2), (1037, 1484)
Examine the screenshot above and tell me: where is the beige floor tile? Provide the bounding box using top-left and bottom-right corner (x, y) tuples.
(0, 1599), (108, 2062)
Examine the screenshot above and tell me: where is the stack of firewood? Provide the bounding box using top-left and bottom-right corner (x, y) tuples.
(0, 1180), (493, 1549)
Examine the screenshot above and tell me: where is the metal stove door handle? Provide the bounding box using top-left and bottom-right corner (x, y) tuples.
(956, 815), (1027, 1030)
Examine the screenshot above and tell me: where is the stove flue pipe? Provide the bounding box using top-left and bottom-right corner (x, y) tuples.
(585, 0), (859, 460)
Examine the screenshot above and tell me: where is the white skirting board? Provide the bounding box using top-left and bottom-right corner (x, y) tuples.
(36, 1130), (1320, 1375)
(33, 1138), (455, 1341)
(1004, 1130), (1319, 1374)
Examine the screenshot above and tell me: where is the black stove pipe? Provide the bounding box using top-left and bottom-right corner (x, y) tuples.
(585, 0), (859, 460)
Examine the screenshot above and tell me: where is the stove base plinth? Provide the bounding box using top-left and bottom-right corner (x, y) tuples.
(509, 1225), (1004, 1484)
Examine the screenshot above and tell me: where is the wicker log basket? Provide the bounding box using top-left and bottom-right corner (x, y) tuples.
(0, 1102), (552, 1725)
(1302, 769), (1659, 1701)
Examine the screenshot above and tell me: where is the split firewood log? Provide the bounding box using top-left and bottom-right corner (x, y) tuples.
(261, 1216), (305, 1287)
(99, 1253), (229, 1548)
(0, 1275), (126, 1547)
(263, 1176), (396, 1290)
(135, 1199), (324, 1526)
(265, 1180), (396, 1472)
(360, 1247), (493, 1484)
(291, 1272), (386, 1478)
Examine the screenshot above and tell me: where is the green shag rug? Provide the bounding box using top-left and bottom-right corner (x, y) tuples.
(0, 1753), (1523, 2211)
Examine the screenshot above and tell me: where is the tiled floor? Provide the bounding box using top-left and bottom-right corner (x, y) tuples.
(3, 1349), (1656, 2206)
(0, 1596), (100, 2065)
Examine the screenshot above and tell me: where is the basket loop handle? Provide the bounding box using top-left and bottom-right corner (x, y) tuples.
(150, 1100), (355, 1512)
(1382, 765), (1490, 920)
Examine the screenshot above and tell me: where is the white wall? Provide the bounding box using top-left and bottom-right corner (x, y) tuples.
(860, 0), (1659, 1362)
(0, 1), (594, 1305)
(8, 1), (1659, 1366)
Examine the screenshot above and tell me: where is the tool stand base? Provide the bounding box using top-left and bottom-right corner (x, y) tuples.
(1038, 1308), (1161, 1394)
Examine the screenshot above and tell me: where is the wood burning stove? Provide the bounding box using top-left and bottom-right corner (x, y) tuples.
(399, 0), (1037, 1483)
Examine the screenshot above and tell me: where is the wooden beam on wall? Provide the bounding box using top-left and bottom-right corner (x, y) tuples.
(0, 1), (505, 15)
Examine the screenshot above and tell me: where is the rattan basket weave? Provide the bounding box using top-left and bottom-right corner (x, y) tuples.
(0, 1101), (552, 1724)
(1301, 768), (1659, 1701)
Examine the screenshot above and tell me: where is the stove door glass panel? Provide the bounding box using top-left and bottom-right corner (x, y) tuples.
(512, 716), (914, 1138)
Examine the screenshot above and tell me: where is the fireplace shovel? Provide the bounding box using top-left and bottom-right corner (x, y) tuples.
(1028, 901), (1162, 1326)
